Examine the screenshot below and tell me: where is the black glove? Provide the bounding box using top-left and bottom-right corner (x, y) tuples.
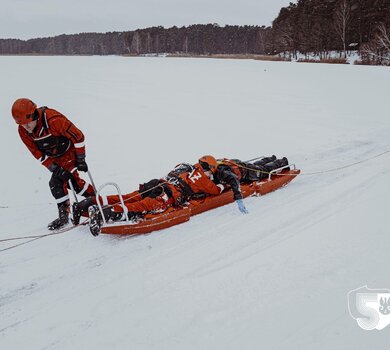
(52, 165), (72, 182)
(75, 154), (88, 172)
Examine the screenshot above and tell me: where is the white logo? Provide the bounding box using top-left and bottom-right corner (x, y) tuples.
(348, 286), (390, 330)
(189, 171), (202, 183)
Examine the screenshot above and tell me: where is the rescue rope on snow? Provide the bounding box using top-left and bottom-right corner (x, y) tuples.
(0, 219), (89, 252)
(237, 149), (390, 177)
(296, 149), (390, 176)
(0, 236), (45, 252)
(2, 149), (389, 252)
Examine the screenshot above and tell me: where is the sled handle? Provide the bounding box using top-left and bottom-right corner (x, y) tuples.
(68, 179), (78, 203)
(87, 170), (98, 195)
(68, 168), (80, 204)
(95, 182), (129, 225)
(68, 167), (96, 201)
(268, 164), (296, 180)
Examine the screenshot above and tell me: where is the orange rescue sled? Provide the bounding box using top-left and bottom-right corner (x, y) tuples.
(99, 166), (300, 235)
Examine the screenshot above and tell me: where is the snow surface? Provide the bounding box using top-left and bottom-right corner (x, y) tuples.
(1, 56), (390, 349)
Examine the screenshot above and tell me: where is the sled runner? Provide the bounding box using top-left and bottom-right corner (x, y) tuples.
(96, 164), (300, 235)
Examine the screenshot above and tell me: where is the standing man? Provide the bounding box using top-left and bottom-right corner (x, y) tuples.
(11, 98), (95, 230)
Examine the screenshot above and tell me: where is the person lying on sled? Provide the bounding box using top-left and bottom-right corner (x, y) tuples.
(197, 155), (289, 214)
(72, 161), (227, 235)
(74, 155), (288, 235)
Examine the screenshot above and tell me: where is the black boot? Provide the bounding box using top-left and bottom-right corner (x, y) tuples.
(72, 197), (95, 225)
(279, 157), (289, 169)
(48, 201), (70, 230)
(88, 205), (116, 236)
(264, 157), (290, 173)
(272, 157), (289, 169)
(127, 211), (144, 222)
(88, 205), (102, 236)
(253, 155), (276, 166)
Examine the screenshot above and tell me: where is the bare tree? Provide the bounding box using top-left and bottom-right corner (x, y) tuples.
(146, 33), (152, 53)
(184, 36), (189, 54)
(376, 23), (390, 61)
(278, 28), (296, 59)
(334, 0), (351, 57)
(256, 27), (266, 54)
(155, 34), (160, 54)
(361, 23), (390, 65)
(131, 31), (141, 54)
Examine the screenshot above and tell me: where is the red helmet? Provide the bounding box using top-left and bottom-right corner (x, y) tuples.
(11, 98), (38, 124)
(199, 155), (218, 172)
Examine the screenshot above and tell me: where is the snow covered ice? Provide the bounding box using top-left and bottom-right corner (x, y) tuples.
(1, 56), (390, 349)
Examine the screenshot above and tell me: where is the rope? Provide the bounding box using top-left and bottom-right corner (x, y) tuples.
(0, 218), (89, 252)
(0, 237), (45, 253)
(3, 150), (389, 247)
(228, 150), (390, 177)
(298, 149), (390, 176)
(0, 174), (167, 248)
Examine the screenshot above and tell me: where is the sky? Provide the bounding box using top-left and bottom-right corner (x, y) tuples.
(1, 0), (292, 40)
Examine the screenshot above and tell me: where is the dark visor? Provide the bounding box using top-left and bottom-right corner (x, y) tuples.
(199, 160), (211, 171)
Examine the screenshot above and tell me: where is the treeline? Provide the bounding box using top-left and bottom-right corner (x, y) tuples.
(0, 25), (271, 56)
(0, 0), (389, 64)
(272, 0), (390, 63)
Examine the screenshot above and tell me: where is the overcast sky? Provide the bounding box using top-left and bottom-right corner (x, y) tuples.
(1, 0), (293, 40)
